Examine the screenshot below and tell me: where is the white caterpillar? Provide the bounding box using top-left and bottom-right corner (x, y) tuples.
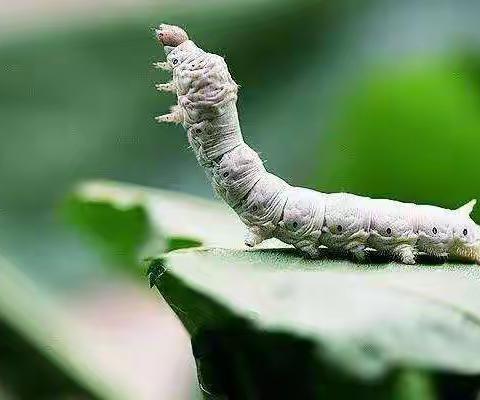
(153, 24), (480, 265)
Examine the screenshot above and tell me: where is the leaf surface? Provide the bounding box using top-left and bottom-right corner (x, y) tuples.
(152, 247), (480, 380)
(68, 180), (285, 265)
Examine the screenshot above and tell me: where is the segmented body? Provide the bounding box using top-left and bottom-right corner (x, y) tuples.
(154, 24), (480, 265)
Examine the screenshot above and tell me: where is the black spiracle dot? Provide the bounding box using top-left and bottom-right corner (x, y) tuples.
(223, 172), (229, 178)
(172, 59), (178, 65)
(292, 222), (298, 229)
(252, 205), (258, 212)
(336, 225), (343, 233)
(195, 128), (202, 134)
(432, 227), (438, 235)
(463, 228), (468, 236)
(386, 228), (392, 235)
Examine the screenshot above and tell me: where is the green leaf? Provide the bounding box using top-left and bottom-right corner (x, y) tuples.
(150, 247), (480, 398)
(69, 181), (480, 398)
(66, 180), (250, 269)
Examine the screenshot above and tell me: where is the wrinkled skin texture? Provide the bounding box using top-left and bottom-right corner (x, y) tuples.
(275, 188), (326, 258)
(321, 193), (371, 261)
(186, 104), (244, 167)
(367, 200), (417, 264)
(210, 144), (265, 208)
(234, 172), (289, 242)
(153, 24), (480, 265)
(415, 205), (454, 259)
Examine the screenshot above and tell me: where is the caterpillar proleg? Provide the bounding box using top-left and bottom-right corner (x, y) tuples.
(153, 24), (480, 265)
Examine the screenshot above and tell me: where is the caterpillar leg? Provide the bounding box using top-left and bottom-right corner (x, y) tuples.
(350, 244), (368, 262)
(299, 244), (322, 259)
(293, 238), (322, 258)
(244, 228), (265, 248)
(155, 105), (183, 124)
(343, 240), (368, 262)
(155, 81), (176, 93)
(153, 61), (172, 71)
(394, 245), (416, 265)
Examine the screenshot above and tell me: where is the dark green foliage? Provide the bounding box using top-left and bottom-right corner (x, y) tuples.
(65, 196), (151, 269)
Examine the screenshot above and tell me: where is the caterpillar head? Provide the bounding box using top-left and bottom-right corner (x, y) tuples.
(155, 24), (197, 69)
(449, 200), (480, 264)
(155, 24), (189, 47)
(416, 206), (453, 257)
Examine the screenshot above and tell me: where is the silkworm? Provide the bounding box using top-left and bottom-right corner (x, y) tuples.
(153, 24), (480, 265)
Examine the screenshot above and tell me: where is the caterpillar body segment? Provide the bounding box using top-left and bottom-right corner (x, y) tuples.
(275, 187), (326, 258)
(165, 40), (238, 123)
(153, 25), (480, 265)
(320, 193), (371, 261)
(185, 103), (244, 166)
(367, 199), (418, 264)
(415, 205), (454, 259)
(210, 144), (265, 208)
(234, 172), (290, 242)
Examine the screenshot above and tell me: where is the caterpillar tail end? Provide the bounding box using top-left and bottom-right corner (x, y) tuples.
(449, 243), (480, 265)
(155, 24), (189, 47)
(475, 245), (480, 265)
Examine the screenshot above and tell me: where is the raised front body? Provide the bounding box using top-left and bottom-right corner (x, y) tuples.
(153, 23), (480, 265)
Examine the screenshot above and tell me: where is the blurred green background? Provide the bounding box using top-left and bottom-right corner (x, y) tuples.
(1, 0), (480, 397)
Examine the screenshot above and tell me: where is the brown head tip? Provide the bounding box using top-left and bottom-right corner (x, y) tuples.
(155, 24), (189, 47)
